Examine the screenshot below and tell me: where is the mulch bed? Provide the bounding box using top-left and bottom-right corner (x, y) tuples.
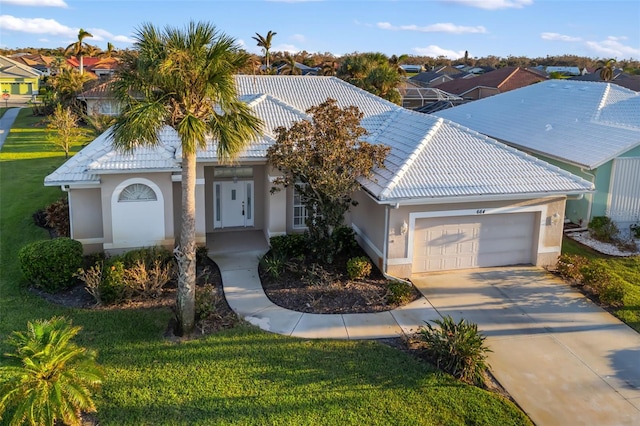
(259, 252), (422, 314)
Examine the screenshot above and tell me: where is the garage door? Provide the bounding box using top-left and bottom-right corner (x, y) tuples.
(412, 213), (536, 273)
(609, 158), (640, 224)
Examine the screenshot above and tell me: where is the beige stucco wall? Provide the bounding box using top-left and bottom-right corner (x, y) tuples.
(265, 166), (287, 238)
(349, 195), (566, 278)
(100, 173), (175, 252)
(69, 188), (103, 254)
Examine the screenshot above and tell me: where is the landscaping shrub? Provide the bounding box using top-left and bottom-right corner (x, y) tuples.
(332, 226), (359, 256)
(75, 262), (104, 305)
(589, 216), (619, 243)
(100, 258), (126, 304)
(18, 238), (83, 292)
(195, 284), (218, 320)
(616, 238), (638, 253)
(556, 254), (589, 283)
(125, 259), (174, 299)
(260, 252), (288, 279)
(631, 223), (640, 239)
(196, 245), (210, 265)
(44, 197), (70, 237)
(595, 278), (626, 307)
(269, 233), (308, 258)
(0, 317), (104, 426)
(346, 256), (372, 280)
(418, 316), (491, 386)
(580, 259), (611, 288)
(386, 280), (415, 305)
(121, 246), (172, 269)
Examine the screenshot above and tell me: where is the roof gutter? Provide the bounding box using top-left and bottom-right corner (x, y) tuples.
(373, 190), (593, 207)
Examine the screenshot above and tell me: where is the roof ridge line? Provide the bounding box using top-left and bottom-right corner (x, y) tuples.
(379, 116), (444, 199)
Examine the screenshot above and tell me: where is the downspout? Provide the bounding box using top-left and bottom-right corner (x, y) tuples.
(381, 203), (412, 285)
(574, 167), (596, 231)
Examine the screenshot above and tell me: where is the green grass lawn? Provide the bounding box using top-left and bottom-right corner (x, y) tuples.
(562, 237), (640, 332)
(0, 108), (531, 425)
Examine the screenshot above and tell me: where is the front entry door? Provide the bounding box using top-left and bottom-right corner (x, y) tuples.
(214, 181), (254, 228)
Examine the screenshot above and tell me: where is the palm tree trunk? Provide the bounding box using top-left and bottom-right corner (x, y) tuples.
(79, 54), (84, 75)
(175, 150), (197, 335)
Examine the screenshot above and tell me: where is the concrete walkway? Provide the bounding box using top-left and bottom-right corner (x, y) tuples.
(0, 107), (22, 149)
(413, 267), (640, 426)
(214, 251), (640, 425)
(211, 250), (440, 340)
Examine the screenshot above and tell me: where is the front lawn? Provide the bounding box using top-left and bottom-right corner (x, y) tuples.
(0, 108), (530, 425)
(562, 237), (640, 332)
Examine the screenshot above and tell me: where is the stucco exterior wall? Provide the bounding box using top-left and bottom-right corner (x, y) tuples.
(383, 197), (566, 278)
(349, 190), (387, 271)
(69, 188), (103, 254)
(265, 167), (286, 238)
(100, 173), (175, 252)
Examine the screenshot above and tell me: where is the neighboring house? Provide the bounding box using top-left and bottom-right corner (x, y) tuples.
(570, 71), (640, 92)
(77, 80), (121, 116)
(435, 80), (640, 230)
(409, 66), (468, 88)
(399, 80), (463, 110)
(400, 64), (424, 73)
(0, 55), (42, 95)
(276, 61), (318, 75)
(431, 66), (547, 100)
(87, 57), (120, 79)
(45, 76), (592, 276)
(543, 66), (587, 77)
(10, 53), (56, 76)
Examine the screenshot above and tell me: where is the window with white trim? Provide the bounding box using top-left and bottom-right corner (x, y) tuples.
(293, 185), (308, 229)
(118, 183), (157, 202)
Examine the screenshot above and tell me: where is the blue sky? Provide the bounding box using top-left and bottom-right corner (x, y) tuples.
(1, 0), (638, 60)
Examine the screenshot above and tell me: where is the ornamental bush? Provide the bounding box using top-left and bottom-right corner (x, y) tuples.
(270, 233), (308, 258)
(18, 238), (83, 292)
(418, 316), (491, 386)
(346, 256), (372, 280)
(556, 254), (589, 283)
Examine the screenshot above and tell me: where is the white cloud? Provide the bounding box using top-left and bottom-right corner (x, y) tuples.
(412, 45), (465, 59)
(290, 34), (306, 43)
(541, 32), (581, 42)
(377, 21), (487, 34)
(38, 38), (50, 42)
(0, 16), (134, 45)
(585, 36), (640, 59)
(443, 0), (533, 10)
(0, 15), (76, 37)
(2, 0), (67, 7)
(274, 43), (299, 53)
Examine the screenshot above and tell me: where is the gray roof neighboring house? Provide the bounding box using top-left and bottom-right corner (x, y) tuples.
(434, 80), (640, 170)
(46, 75), (593, 201)
(0, 55), (43, 79)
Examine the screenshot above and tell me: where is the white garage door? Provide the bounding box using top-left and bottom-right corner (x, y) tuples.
(412, 213), (536, 273)
(609, 158), (640, 224)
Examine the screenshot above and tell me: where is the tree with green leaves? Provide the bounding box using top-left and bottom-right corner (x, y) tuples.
(47, 66), (93, 111)
(111, 21), (263, 335)
(252, 30), (277, 70)
(280, 54), (301, 75)
(267, 98), (389, 262)
(47, 103), (83, 158)
(64, 28), (94, 74)
(0, 317), (104, 426)
(337, 53), (404, 104)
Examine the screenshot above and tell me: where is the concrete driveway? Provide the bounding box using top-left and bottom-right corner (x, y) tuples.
(412, 267), (640, 426)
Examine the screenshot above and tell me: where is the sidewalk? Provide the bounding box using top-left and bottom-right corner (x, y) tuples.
(0, 107), (22, 149)
(211, 250), (440, 339)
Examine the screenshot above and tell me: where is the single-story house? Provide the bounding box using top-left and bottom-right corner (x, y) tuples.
(0, 55), (42, 95)
(45, 76), (592, 276)
(435, 80), (640, 230)
(78, 80), (121, 116)
(432, 66), (547, 101)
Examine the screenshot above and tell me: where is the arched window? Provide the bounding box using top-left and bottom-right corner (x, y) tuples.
(118, 183), (157, 202)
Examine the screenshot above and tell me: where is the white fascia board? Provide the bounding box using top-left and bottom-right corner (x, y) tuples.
(91, 168), (179, 175)
(375, 190), (592, 207)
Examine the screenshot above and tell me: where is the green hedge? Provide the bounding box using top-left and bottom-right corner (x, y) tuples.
(18, 238), (83, 292)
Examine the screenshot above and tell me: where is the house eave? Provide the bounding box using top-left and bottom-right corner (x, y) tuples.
(373, 190), (593, 207)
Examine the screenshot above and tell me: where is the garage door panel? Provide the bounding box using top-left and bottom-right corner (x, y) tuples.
(413, 213), (536, 273)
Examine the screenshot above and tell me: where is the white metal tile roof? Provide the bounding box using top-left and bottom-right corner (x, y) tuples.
(46, 75), (593, 201)
(434, 80), (640, 169)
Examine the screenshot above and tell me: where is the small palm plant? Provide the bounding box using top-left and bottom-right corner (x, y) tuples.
(0, 317), (104, 426)
(418, 316), (491, 386)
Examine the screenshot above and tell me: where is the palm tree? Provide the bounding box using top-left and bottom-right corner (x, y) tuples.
(102, 42), (116, 58)
(388, 54), (409, 75)
(320, 60), (337, 76)
(111, 22), (263, 335)
(252, 30), (277, 70)
(598, 58), (616, 81)
(0, 317), (104, 426)
(280, 54), (301, 75)
(64, 28), (94, 74)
